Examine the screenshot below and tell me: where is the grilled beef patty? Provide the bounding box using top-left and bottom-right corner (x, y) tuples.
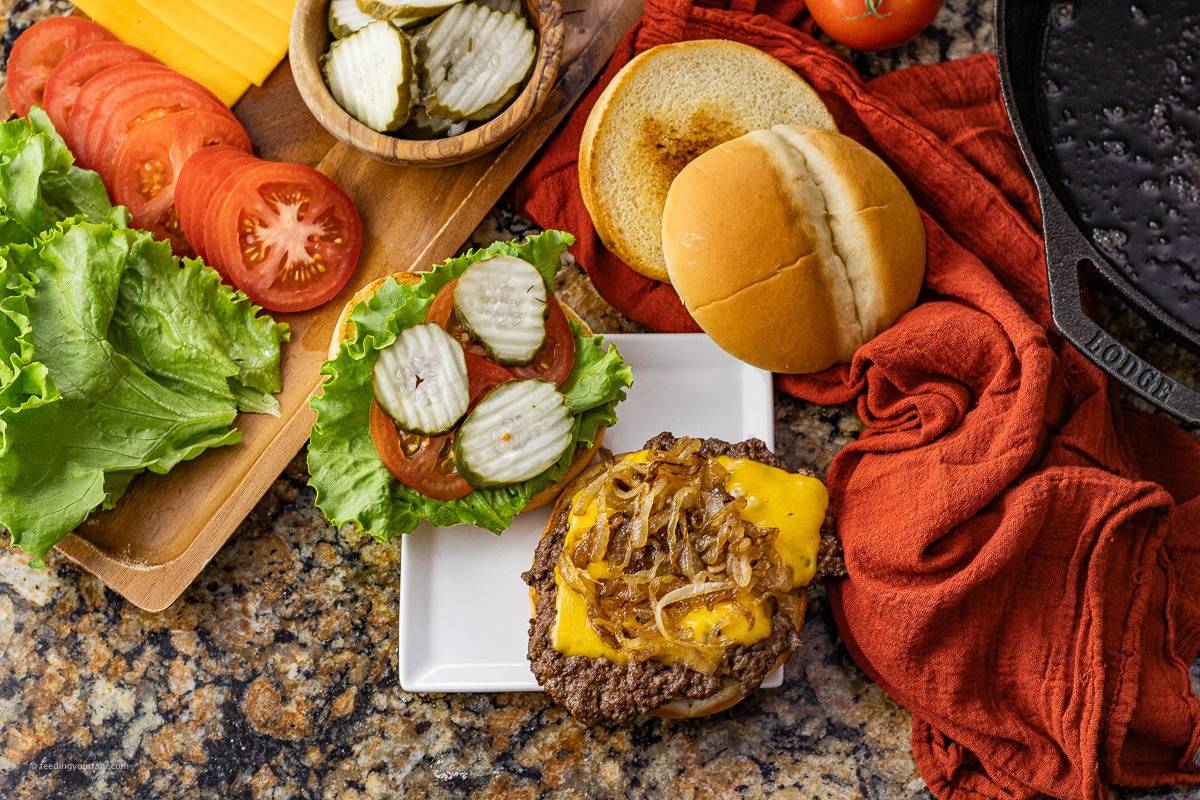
(522, 433), (840, 725)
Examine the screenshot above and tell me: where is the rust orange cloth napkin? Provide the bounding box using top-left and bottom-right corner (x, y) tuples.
(513, 2), (1200, 798)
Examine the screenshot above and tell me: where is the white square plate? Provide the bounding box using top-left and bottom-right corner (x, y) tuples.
(398, 333), (778, 692)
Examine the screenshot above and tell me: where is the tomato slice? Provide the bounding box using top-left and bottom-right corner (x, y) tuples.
(111, 110), (253, 257)
(65, 61), (173, 167)
(369, 401), (473, 501)
(200, 158), (265, 277)
(464, 352), (515, 408)
(214, 161), (363, 313)
(41, 42), (159, 135)
(510, 294), (576, 386)
(85, 74), (238, 184)
(424, 277), (485, 356)
(5, 17), (116, 118)
(425, 277), (458, 328)
(425, 278), (575, 384)
(175, 145), (258, 263)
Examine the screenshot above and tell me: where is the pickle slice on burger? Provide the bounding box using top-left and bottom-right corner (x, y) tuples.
(308, 230), (633, 541)
(523, 433), (842, 724)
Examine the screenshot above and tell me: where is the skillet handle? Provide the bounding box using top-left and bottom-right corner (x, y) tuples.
(1042, 200), (1200, 425)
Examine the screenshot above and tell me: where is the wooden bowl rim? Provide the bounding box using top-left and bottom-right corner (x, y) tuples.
(290, 0), (564, 167)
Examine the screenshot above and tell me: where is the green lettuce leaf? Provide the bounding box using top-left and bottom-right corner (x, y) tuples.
(0, 108), (115, 245)
(308, 231), (634, 542)
(0, 224), (241, 561)
(560, 324), (630, 449)
(0, 251), (57, 415)
(0, 114), (289, 565)
(107, 239), (287, 415)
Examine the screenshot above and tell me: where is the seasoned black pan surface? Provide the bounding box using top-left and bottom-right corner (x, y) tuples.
(1041, 1), (1200, 329)
(997, 0), (1200, 423)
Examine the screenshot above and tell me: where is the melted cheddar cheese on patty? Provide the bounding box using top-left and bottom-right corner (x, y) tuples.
(551, 452), (828, 662)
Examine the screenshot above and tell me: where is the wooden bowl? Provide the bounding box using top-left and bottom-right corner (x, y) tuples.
(290, 0), (564, 167)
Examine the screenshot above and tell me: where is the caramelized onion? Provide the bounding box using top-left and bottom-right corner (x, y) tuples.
(728, 543), (752, 588)
(556, 437), (801, 675)
(652, 581), (733, 639)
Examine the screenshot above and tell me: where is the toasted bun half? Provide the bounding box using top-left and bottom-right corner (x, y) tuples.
(649, 657), (786, 719)
(578, 40), (836, 283)
(328, 271), (604, 512)
(661, 124), (926, 374)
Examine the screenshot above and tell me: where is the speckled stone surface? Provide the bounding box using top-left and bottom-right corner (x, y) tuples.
(2, 3), (1200, 799)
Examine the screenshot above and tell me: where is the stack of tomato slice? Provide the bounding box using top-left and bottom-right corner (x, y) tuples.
(5, 16), (116, 119)
(6, 16), (364, 314)
(173, 147), (363, 313)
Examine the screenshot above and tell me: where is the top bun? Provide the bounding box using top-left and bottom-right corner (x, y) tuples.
(661, 124), (926, 374)
(578, 39), (836, 283)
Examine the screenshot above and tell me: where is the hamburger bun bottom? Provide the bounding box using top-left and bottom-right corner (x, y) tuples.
(328, 270), (603, 512)
(577, 39), (837, 283)
(527, 443), (810, 720)
(648, 653), (791, 719)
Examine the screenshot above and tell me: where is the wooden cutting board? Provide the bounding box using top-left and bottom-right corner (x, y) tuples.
(9, 0), (642, 611)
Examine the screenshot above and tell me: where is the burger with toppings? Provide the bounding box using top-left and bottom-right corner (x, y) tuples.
(523, 433), (842, 724)
(308, 230), (633, 540)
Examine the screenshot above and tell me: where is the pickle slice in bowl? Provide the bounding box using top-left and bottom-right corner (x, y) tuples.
(414, 1), (536, 123)
(358, 0), (463, 20)
(322, 19), (415, 132)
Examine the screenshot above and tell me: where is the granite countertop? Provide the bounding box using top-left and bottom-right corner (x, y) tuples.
(1, 2), (1199, 799)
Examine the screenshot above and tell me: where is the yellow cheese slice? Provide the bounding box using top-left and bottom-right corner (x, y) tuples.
(128, 0), (280, 86)
(198, 0), (292, 61)
(551, 452), (829, 660)
(73, 0), (252, 106)
(552, 574), (628, 664)
(678, 599), (772, 645)
(717, 456), (828, 589)
(249, 0), (299, 25)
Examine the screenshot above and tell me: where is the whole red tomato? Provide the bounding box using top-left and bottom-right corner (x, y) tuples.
(807, 0), (943, 51)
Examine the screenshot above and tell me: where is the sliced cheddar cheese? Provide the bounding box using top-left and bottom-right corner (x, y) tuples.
(552, 572), (628, 664)
(203, 0), (292, 60)
(73, 0), (252, 105)
(128, 0), (279, 86)
(551, 452), (829, 661)
(678, 598), (772, 644)
(249, 0), (299, 25)
(717, 456), (827, 590)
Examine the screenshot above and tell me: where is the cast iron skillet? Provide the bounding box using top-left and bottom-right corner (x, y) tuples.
(996, 0), (1200, 423)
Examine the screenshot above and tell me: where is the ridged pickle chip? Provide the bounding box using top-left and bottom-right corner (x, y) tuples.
(322, 20), (414, 132)
(329, 0), (378, 37)
(414, 2), (535, 123)
(477, 0), (521, 12)
(357, 0), (461, 20)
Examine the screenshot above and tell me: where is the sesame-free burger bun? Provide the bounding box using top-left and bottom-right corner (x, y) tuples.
(522, 434), (833, 725)
(327, 272), (604, 512)
(578, 40), (836, 283)
(661, 124), (926, 374)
